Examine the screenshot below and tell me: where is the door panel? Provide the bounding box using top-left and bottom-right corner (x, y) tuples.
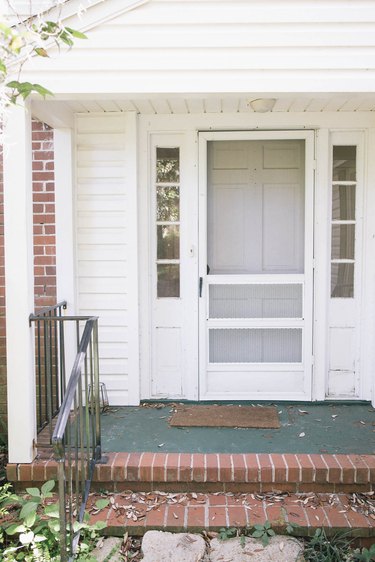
(199, 133), (314, 400)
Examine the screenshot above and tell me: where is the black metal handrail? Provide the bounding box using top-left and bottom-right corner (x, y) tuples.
(30, 310), (102, 561)
(53, 317), (101, 561)
(29, 301), (67, 439)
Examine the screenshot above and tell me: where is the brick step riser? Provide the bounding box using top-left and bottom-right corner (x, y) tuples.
(8, 452), (375, 494)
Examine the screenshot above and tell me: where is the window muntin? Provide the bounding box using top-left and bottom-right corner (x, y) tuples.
(155, 147), (180, 298)
(330, 146), (356, 298)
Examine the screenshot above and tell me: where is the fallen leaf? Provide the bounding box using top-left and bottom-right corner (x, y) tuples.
(331, 415), (338, 419)
(279, 541), (284, 551)
(298, 409), (309, 414)
(158, 443), (165, 447)
(299, 432), (306, 438)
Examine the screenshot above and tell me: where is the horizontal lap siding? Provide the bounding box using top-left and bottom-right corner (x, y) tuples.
(75, 114), (130, 404)
(27, 0), (375, 93)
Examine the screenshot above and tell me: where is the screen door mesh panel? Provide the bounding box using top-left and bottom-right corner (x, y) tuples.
(209, 284), (303, 319)
(209, 328), (302, 363)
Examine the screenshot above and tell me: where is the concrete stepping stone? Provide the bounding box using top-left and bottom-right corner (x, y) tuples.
(142, 530), (207, 562)
(210, 536), (304, 562)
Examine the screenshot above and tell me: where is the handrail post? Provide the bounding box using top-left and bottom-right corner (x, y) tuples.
(93, 319), (101, 460)
(57, 454), (68, 562)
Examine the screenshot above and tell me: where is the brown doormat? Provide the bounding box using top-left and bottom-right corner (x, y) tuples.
(169, 405), (280, 429)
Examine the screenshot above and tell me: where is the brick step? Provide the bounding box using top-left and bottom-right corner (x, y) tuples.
(8, 452), (375, 494)
(87, 490), (375, 546)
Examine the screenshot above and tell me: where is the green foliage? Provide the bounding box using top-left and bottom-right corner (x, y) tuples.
(0, 482), (12, 516)
(251, 520), (276, 547)
(303, 528), (353, 562)
(352, 544), (375, 562)
(0, 3), (87, 107)
(0, 481), (106, 561)
(218, 527), (238, 541)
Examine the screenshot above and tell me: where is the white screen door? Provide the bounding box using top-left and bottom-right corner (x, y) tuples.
(199, 131), (314, 400)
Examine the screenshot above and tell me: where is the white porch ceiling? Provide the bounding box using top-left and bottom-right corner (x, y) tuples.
(62, 95), (375, 114)
(31, 94), (375, 128)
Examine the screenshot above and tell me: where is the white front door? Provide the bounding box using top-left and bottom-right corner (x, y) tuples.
(199, 131), (314, 400)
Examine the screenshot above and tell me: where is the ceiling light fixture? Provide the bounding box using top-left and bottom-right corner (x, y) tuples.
(248, 98), (277, 113)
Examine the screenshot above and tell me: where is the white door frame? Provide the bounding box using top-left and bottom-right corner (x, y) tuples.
(198, 130), (315, 400)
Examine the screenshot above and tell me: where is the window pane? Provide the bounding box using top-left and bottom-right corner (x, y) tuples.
(157, 264), (180, 297)
(331, 263), (354, 298)
(209, 284), (303, 319)
(332, 184), (356, 220)
(156, 147), (180, 182)
(209, 328), (302, 363)
(331, 224), (355, 259)
(157, 186), (180, 221)
(157, 225), (180, 259)
(332, 146), (356, 182)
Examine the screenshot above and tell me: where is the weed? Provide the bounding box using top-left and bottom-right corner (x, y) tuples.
(352, 544), (375, 562)
(0, 480), (106, 561)
(251, 520), (276, 547)
(303, 528), (353, 562)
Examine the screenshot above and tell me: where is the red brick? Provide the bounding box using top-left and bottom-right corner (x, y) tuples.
(125, 452), (143, 482)
(218, 454), (232, 482)
(232, 454), (246, 482)
(208, 495), (227, 506)
(296, 454), (314, 482)
(165, 502), (186, 528)
(6, 464), (18, 481)
(258, 454), (273, 481)
(187, 506), (205, 528)
(192, 454), (205, 483)
(270, 454), (287, 482)
(208, 506), (227, 527)
(139, 452), (154, 481)
(112, 452), (129, 481)
(349, 455), (370, 484)
(31, 461), (46, 481)
(283, 454), (300, 482)
(206, 454), (219, 482)
(166, 453), (179, 482)
(179, 454), (192, 481)
(322, 454), (342, 483)
(227, 506), (248, 527)
(283, 499), (309, 528)
(243, 454), (259, 482)
(18, 464), (32, 481)
(145, 505), (167, 527)
(361, 455), (375, 481)
(152, 453), (167, 482)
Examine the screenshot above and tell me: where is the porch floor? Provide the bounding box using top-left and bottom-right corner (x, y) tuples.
(101, 401), (375, 455)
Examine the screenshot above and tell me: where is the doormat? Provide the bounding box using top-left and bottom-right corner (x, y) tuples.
(169, 405), (280, 429)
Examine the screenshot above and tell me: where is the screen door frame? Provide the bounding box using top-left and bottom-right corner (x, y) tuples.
(198, 130), (315, 400)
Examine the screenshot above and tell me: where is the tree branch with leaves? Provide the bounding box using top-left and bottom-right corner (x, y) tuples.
(0, 1), (87, 109)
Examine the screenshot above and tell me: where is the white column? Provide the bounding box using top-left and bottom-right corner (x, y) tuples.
(313, 129), (330, 401)
(54, 128), (75, 308)
(4, 102), (36, 463)
(125, 112), (140, 405)
(54, 128), (77, 374)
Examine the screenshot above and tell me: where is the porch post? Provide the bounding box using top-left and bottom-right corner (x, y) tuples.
(54, 128), (77, 372)
(3, 102), (36, 463)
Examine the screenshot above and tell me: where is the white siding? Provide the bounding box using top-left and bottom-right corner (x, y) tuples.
(22, 0), (375, 94)
(75, 113), (138, 404)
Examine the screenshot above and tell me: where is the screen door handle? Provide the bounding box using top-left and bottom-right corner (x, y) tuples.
(199, 277), (203, 297)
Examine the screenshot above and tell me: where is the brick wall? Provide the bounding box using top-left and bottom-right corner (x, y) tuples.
(0, 120), (56, 445)
(32, 121), (56, 310)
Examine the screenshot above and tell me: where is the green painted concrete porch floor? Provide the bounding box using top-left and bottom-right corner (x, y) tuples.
(100, 402), (375, 455)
